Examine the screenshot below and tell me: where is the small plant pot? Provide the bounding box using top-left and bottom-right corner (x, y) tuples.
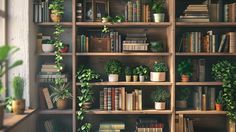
(82, 102), (92, 110)
(150, 41), (163, 52)
(215, 104), (223, 111)
(133, 75), (138, 82)
(176, 100), (187, 109)
(181, 74), (190, 82)
(153, 13), (165, 22)
(102, 17), (109, 23)
(125, 75), (131, 82)
(42, 44), (55, 53)
(60, 44), (69, 53)
(56, 99), (68, 110)
(51, 13), (62, 22)
(108, 74), (119, 82)
(0, 104), (4, 128)
(150, 72), (166, 82)
(139, 75), (145, 82)
(12, 99), (25, 114)
(155, 102), (166, 110)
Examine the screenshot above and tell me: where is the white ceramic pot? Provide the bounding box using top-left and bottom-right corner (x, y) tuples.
(176, 100), (187, 109)
(102, 17), (109, 23)
(155, 102), (166, 110)
(42, 44), (55, 53)
(125, 75), (131, 82)
(133, 75), (138, 82)
(150, 72), (166, 82)
(108, 74), (119, 82)
(139, 75), (145, 82)
(153, 13), (165, 22)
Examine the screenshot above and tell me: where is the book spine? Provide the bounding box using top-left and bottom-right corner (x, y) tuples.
(199, 59), (206, 82)
(133, 2), (137, 22)
(142, 5), (146, 22)
(108, 88), (112, 111)
(100, 90), (104, 110)
(104, 88), (108, 110)
(136, 0), (141, 22)
(115, 88), (119, 110)
(125, 5), (128, 22)
(112, 88), (115, 110)
(138, 90), (142, 110)
(42, 88), (53, 109)
(224, 4), (229, 22)
(229, 32), (236, 53)
(128, 2), (133, 22)
(121, 87), (126, 110)
(202, 94), (207, 111)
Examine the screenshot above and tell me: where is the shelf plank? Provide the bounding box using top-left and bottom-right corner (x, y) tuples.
(76, 22), (171, 27)
(76, 52), (171, 56)
(176, 52), (236, 56)
(176, 82), (222, 86)
(36, 22), (73, 26)
(176, 22), (236, 27)
(86, 109), (172, 115)
(38, 53), (72, 56)
(176, 110), (227, 115)
(38, 109), (73, 115)
(76, 82), (172, 86)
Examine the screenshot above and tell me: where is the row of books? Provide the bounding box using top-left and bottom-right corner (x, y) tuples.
(183, 118), (194, 132)
(123, 33), (149, 51)
(44, 120), (70, 132)
(33, 0), (50, 23)
(136, 119), (164, 132)
(178, 31), (236, 53)
(191, 59), (205, 82)
(110, 31), (123, 52)
(99, 122), (125, 132)
(100, 87), (142, 111)
(77, 35), (89, 52)
(125, 1), (141, 22)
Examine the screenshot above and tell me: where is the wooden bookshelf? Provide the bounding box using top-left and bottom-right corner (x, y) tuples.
(176, 110), (227, 115)
(176, 22), (236, 27)
(76, 22), (171, 27)
(38, 53), (72, 56)
(38, 109), (73, 115)
(176, 52), (236, 56)
(36, 22), (73, 26)
(176, 82), (223, 86)
(76, 52), (171, 56)
(76, 82), (172, 86)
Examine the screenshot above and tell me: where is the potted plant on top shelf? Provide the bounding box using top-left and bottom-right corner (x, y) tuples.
(215, 90), (223, 111)
(176, 87), (191, 109)
(150, 61), (168, 82)
(105, 60), (122, 82)
(177, 59), (193, 82)
(49, 0), (64, 22)
(151, 87), (170, 110)
(148, 0), (165, 22)
(136, 65), (150, 82)
(125, 66), (132, 82)
(42, 39), (55, 53)
(12, 76), (25, 114)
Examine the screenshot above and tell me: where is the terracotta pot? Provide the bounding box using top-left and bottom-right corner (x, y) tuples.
(155, 102), (166, 110)
(181, 74), (190, 82)
(108, 74), (119, 82)
(176, 100), (187, 109)
(12, 99), (25, 114)
(60, 44), (69, 53)
(51, 13), (62, 22)
(150, 72), (166, 82)
(125, 75), (131, 82)
(133, 75), (138, 82)
(82, 102), (92, 110)
(56, 99), (68, 110)
(215, 103), (223, 111)
(139, 75), (145, 82)
(0, 104), (4, 128)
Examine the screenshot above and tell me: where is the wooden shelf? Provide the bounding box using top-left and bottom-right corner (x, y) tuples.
(176, 110), (227, 115)
(38, 52), (72, 56)
(36, 22), (73, 26)
(86, 109), (172, 115)
(176, 52), (236, 56)
(76, 52), (171, 56)
(76, 82), (172, 86)
(176, 82), (222, 86)
(176, 22), (236, 27)
(38, 109), (73, 115)
(76, 22), (171, 27)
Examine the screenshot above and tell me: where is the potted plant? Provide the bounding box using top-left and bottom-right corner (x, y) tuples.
(149, 0), (165, 22)
(49, 0), (64, 22)
(215, 90), (223, 111)
(150, 62), (168, 82)
(150, 41), (164, 52)
(105, 60), (122, 82)
(42, 39), (55, 53)
(132, 68), (139, 82)
(12, 76), (25, 114)
(0, 45), (23, 127)
(176, 87), (191, 109)
(177, 59), (193, 82)
(60, 44), (69, 53)
(151, 87), (170, 110)
(125, 66), (132, 82)
(136, 65), (150, 82)
(50, 82), (72, 110)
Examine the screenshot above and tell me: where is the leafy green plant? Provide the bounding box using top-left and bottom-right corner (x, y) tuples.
(177, 59), (193, 77)
(13, 76), (24, 99)
(132, 67), (138, 76)
(153, 62), (168, 72)
(5, 96), (14, 113)
(176, 88), (191, 101)
(148, 0), (165, 13)
(77, 65), (100, 83)
(42, 39), (54, 44)
(49, 0), (64, 15)
(105, 60), (122, 75)
(216, 90), (223, 104)
(136, 65), (150, 76)
(151, 87), (170, 102)
(125, 66), (132, 76)
(150, 41), (164, 52)
(112, 15), (125, 23)
(50, 82), (72, 103)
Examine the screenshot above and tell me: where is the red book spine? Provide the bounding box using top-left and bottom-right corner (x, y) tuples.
(112, 88), (115, 110)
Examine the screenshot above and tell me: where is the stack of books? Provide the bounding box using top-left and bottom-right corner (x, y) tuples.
(76, 2), (83, 22)
(33, 0), (50, 23)
(224, 3), (236, 22)
(125, 0), (141, 22)
(100, 87), (142, 111)
(136, 118), (164, 132)
(178, 5), (210, 22)
(99, 122), (125, 132)
(123, 33), (149, 52)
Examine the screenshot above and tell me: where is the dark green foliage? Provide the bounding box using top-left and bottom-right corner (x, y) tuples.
(49, 0), (64, 15)
(148, 0), (165, 13)
(136, 65), (150, 76)
(125, 66), (132, 76)
(13, 76), (24, 99)
(105, 60), (122, 75)
(176, 87), (191, 101)
(177, 59), (193, 77)
(153, 62), (168, 72)
(50, 82), (72, 103)
(42, 39), (54, 44)
(151, 87), (170, 102)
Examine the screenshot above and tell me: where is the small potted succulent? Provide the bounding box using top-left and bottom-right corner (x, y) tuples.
(177, 59), (193, 82)
(132, 68), (139, 82)
(149, 0), (165, 22)
(125, 66), (132, 82)
(105, 60), (122, 82)
(176, 87), (191, 109)
(150, 41), (164, 52)
(151, 87), (170, 110)
(12, 76), (25, 114)
(150, 62), (168, 82)
(42, 39), (55, 53)
(136, 65), (150, 82)
(49, 0), (64, 22)
(215, 90), (223, 111)
(50, 82), (72, 110)
(60, 44), (69, 53)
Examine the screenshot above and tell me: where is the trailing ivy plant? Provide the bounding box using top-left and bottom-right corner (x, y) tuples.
(76, 65), (100, 132)
(212, 60), (236, 122)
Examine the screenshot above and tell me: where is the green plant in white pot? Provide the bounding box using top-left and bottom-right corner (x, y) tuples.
(150, 62), (168, 82)
(149, 0), (165, 22)
(136, 65), (150, 82)
(176, 87), (191, 109)
(12, 76), (25, 114)
(132, 68), (139, 82)
(125, 66), (132, 82)
(151, 87), (170, 110)
(105, 60), (122, 82)
(42, 39), (55, 53)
